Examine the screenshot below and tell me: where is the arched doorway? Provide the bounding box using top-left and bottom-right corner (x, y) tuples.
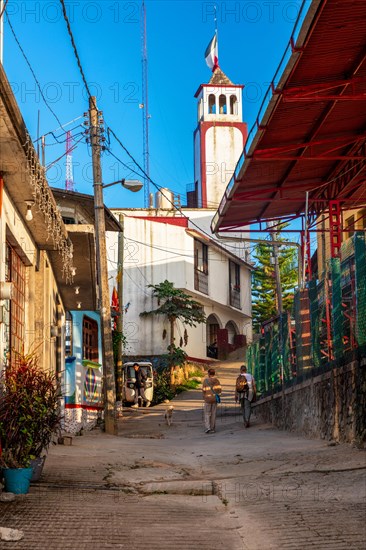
(225, 321), (238, 345)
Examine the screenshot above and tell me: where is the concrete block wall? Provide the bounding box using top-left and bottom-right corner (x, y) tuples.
(253, 357), (366, 445)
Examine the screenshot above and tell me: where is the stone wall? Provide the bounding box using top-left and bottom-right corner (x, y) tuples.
(253, 357), (366, 445)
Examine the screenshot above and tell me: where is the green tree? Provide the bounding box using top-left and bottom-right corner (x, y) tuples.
(252, 235), (298, 331)
(140, 280), (206, 363)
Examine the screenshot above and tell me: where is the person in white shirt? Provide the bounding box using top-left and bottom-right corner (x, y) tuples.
(235, 364), (256, 428)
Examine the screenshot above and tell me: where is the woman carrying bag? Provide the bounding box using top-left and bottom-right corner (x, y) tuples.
(202, 368), (222, 434)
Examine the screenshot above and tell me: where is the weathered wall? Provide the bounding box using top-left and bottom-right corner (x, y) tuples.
(253, 358), (366, 445)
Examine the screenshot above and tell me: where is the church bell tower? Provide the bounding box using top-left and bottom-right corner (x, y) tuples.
(192, 67), (247, 208)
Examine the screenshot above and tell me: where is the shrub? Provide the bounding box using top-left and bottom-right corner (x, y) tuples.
(151, 369), (176, 405)
(0, 351), (61, 468)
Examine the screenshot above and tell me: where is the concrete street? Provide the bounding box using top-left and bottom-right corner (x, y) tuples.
(1, 361), (365, 549)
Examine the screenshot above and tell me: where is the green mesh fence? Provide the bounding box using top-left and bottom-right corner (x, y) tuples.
(246, 230), (365, 393)
(259, 336), (266, 394)
(271, 326), (281, 391)
(355, 232), (366, 346)
(293, 291), (303, 375)
(341, 234), (355, 261)
(264, 330), (271, 392)
(309, 279), (321, 368)
(280, 312), (291, 382)
(247, 339), (262, 392)
(331, 257), (343, 360)
(247, 344), (253, 374)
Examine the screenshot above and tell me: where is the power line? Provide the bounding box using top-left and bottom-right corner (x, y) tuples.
(33, 116), (84, 144)
(45, 134), (85, 171)
(37, 124), (85, 147)
(108, 127), (248, 252)
(105, 149), (146, 182)
(116, 234), (247, 264)
(58, 0), (247, 257)
(0, 0), (9, 19)
(59, 0), (94, 101)
(5, 13), (65, 130)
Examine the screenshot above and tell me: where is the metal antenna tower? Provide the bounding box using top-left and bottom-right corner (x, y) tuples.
(65, 130), (74, 191)
(141, 0), (150, 206)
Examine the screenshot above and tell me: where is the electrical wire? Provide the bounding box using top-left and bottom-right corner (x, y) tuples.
(107, 233), (248, 264)
(38, 125), (85, 147)
(108, 127), (248, 251)
(45, 134), (85, 171)
(0, 0), (9, 19)
(58, 0), (247, 252)
(5, 12), (66, 130)
(59, 0), (94, 104)
(33, 116), (84, 144)
(105, 149), (146, 182)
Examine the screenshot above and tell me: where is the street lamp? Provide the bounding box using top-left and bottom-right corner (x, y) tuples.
(102, 179), (143, 192)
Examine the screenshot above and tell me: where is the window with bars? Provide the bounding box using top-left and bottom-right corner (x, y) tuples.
(4, 242), (26, 366)
(82, 316), (99, 362)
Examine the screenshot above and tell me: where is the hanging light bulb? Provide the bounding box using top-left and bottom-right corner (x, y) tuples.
(75, 287), (80, 295)
(25, 201), (34, 221)
(77, 302), (82, 309)
(71, 267), (77, 277)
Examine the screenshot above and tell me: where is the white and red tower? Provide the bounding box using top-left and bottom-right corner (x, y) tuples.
(192, 68), (247, 208)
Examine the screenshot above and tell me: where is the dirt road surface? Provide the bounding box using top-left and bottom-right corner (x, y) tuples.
(1, 361), (365, 549)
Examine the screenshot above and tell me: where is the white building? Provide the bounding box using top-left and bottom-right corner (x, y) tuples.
(107, 207), (252, 362)
(107, 65), (252, 363)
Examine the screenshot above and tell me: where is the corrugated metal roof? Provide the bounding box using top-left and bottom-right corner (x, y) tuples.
(212, 0), (366, 232)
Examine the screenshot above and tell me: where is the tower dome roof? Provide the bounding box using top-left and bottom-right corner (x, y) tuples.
(208, 67), (234, 86)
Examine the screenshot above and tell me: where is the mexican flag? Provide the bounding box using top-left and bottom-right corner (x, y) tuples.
(205, 33), (219, 71)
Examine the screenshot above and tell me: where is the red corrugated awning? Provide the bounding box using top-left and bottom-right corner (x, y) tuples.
(212, 0), (366, 233)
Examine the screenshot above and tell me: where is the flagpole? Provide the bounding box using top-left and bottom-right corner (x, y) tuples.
(214, 4), (218, 68)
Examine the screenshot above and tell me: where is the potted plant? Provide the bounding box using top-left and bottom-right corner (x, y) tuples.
(0, 350), (61, 493)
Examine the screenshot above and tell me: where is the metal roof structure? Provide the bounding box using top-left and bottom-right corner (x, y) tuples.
(211, 0), (366, 234)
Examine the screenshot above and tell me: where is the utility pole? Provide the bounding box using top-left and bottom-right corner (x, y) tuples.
(89, 96), (117, 435)
(116, 213), (124, 401)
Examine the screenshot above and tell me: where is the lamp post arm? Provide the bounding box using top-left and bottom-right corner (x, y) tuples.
(102, 179), (125, 189)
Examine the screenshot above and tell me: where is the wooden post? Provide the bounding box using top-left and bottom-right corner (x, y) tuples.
(89, 96), (117, 435)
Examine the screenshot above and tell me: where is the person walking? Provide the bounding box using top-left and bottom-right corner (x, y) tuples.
(202, 368), (222, 433)
(235, 364), (256, 428)
(131, 363), (149, 408)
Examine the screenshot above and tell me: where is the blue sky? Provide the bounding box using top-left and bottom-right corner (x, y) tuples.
(3, 0), (305, 208)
